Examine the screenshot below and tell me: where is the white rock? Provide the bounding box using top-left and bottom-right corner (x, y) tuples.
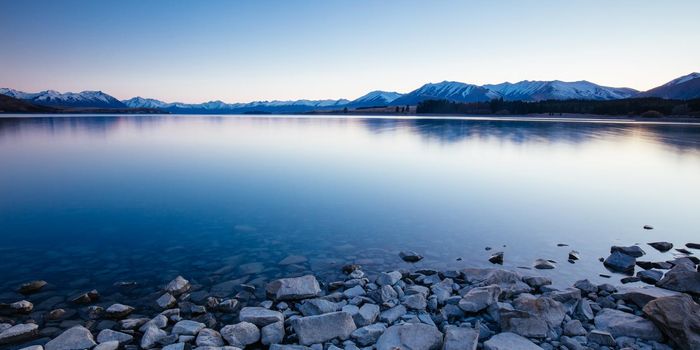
(166, 276), (191, 295)
(220, 322), (260, 347)
(291, 311), (357, 345)
(172, 320), (206, 336)
(376, 323), (443, 350)
(45, 326), (96, 350)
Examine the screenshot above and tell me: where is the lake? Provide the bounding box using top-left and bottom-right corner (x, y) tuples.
(1, 115), (699, 302)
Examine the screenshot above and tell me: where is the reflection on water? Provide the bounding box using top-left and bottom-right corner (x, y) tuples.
(0, 115), (699, 297)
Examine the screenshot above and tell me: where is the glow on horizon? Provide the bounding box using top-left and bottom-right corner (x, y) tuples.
(1, 0), (699, 103)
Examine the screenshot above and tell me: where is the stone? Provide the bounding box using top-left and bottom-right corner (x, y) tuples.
(442, 326), (478, 350)
(614, 285), (680, 308)
(271, 345), (311, 350)
(573, 279), (597, 294)
(637, 270), (663, 284)
(513, 295), (565, 329)
(621, 276), (640, 283)
(10, 300), (33, 313)
(687, 242), (700, 249)
(472, 269), (531, 297)
(96, 329), (133, 344)
(488, 252), (504, 265)
(522, 276), (551, 289)
(166, 276), (191, 295)
(379, 305), (406, 324)
(343, 285), (366, 298)
(648, 242), (673, 252)
(563, 320), (587, 336)
(568, 250), (581, 260)
(172, 320), (206, 336)
(403, 293), (427, 310)
(140, 326), (167, 349)
(378, 285), (398, 304)
(162, 343), (189, 350)
(499, 309), (548, 338)
(483, 332), (542, 350)
(218, 298), (241, 313)
(604, 251), (636, 273)
(239, 262), (264, 274)
(399, 251), (423, 262)
(278, 255), (308, 265)
(45, 326), (96, 350)
(0, 323), (39, 345)
(94, 341), (119, 350)
(533, 259), (555, 269)
(291, 311), (357, 345)
(17, 280), (47, 295)
(196, 328), (224, 347)
(643, 294), (700, 350)
(376, 323), (442, 350)
(458, 285), (501, 312)
(656, 264), (700, 295)
(221, 322), (260, 347)
(354, 303), (380, 327)
(587, 330), (616, 346)
(611, 245), (646, 257)
(238, 307), (284, 327)
(298, 298), (339, 316)
(594, 308), (662, 341)
(119, 318), (149, 330)
(261, 321), (284, 345)
(377, 271), (402, 286)
(105, 303), (134, 319)
(351, 323), (386, 346)
(70, 289), (99, 304)
(157, 293), (177, 309)
(266, 275), (321, 301)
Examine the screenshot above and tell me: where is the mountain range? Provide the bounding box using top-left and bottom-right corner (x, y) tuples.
(2, 73), (699, 114)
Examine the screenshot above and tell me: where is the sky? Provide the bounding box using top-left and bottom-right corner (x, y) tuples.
(1, 0), (699, 103)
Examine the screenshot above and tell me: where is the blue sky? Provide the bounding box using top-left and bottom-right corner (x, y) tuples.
(1, 0), (699, 102)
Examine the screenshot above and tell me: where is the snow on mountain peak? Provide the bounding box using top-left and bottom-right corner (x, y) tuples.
(663, 72), (700, 87)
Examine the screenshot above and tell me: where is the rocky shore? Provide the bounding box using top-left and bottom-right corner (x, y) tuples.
(1, 246), (699, 350)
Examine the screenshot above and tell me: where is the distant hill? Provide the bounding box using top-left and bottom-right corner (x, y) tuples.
(0, 94), (57, 113)
(637, 72), (700, 100)
(0, 88), (126, 108)
(484, 80), (637, 101)
(391, 81), (497, 105)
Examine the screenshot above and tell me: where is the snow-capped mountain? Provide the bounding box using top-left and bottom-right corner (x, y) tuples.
(391, 81), (497, 105)
(121, 97), (350, 114)
(0, 88), (125, 108)
(122, 97), (171, 109)
(637, 72), (700, 100)
(484, 80), (638, 101)
(348, 90), (403, 107)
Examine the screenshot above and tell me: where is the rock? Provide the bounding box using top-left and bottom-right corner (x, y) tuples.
(377, 271), (402, 286)
(522, 276), (551, 289)
(291, 311), (357, 345)
(298, 299), (340, 316)
(403, 293), (427, 310)
(379, 305), (406, 324)
(94, 340), (119, 350)
(621, 276), (640, 283)
(614, 285), (680, 308)
(70, 289), (99, 304)
(342, 264), (361, 274)
(533, 259), (555, 269)
(458, 285), (501, 312)
(513, 295), (565, 329)
(687, 242), (700, 249)
(45, 326), (96, 350)
(351, 323), (386, 347)
(656, 264), (700, 295)
(473, 269), (531, 297)
(499, 309), (548, 338)
(279, 255), (308, 265)
(343, 285), (366, 298)
(0, 323), (39, 345)
(483, 332), (542, 350)
(271, 345), (311, 350)
(376, 323), (442, 350)
(266, 275), (321, 301)
(261, 321), (284, 345)
(648, 242), (673, 252)
(165, 276), (191, 295)
(140, 326), (167, 349)
(643, 294), (700, 350)
(594, 308), (662, 341)
(17, 280), (47, 295)
(157, 293), (177, 309)
(488, 252), (504, 265)
(604, 251), (636, 273)
(568, 251), (580, 261)
(442, 326), (478, 350)
(399, 251), (423, 262)
(676, 248), (693, 254)
(162, 343), (189, 350)
(10, 300), (33, 313)
(353, 303), (379, 327)
(239, 307), (284, 327)
(172, 320), (206, 336)
(221, 322), (260, 347)
(96, 329), (133, 344)
(195, 328), (224, 347)
(573, 279), (597, 294)
(563, 320), (587, 336)
(587, 330), (616, 346)
(611, 245), (646, 257)
(105, 303), (134, 319)
(637, 270), (663, 284)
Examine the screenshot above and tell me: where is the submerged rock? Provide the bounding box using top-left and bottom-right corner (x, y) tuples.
(266, 275), (321, 301)
(643, 294), (700, 350)
(648, 241), (673, 252)
(611, 245), (646, 258)
(603, 251), (636, 273)
(376, 323), (443, 350)
(17, 280), (47, 295)
(488, 252), (504, 265)
(399, 251), (423, 262)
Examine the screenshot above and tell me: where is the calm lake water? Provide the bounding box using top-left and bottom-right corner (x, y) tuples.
(1, 115), (699, 300)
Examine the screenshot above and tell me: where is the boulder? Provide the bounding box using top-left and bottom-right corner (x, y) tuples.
(379, 305), (406, 324)
(17, 280), (47, 295)
(488, 252), (504, 265)
(643, 294), (700, 350)
(594, 308), (662, 341)
(261, 321), (284, 345)
(403, 293), (427, 310)
(351, 323), (386, 346)
(221, 322), (260, 347)
(196, 328), (224, 347)
(648, 242), (673, 252)
(513, 295), (565, 329)
(0, 323), (39, 345)
(290, 311), (357, 345)
(458, 285), (501, 313)
(353, 303), (380, 327)
(533, 259), (555, 269)
(399, 251), (423, 262)
(613, 285), (681, 308)
(499, 309), (548, 338)
(587, 330), (616, 346)
(376, 323), (443, 350)
(611, 245), (646, 257)
(172, 320), (206, 336)
(140, 326), (166, 349)
(105, 303), (134, 319)
(96, 329), (133, 344)
(94, 340), (119, 350)
(298, 299), (340, 316)
(165, 276), (190, 295)
(238, 307), (284, 327)
(656, 264), (700, 295)
(483, 332), (542, 350)
(45, 326), (96, 350)
(377, 271), (402, 286)
(156, 293), (177, 309)
(603, 251), (636, 273)
(266, 275), (321, 301)
(637, 270), (663, 284)
(442, 326), (478, 350)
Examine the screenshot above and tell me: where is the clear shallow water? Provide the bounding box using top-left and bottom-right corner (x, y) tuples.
(0, 115), (699, 300)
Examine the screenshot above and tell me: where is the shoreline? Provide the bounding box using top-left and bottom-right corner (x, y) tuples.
(1, 247), (698, 350)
